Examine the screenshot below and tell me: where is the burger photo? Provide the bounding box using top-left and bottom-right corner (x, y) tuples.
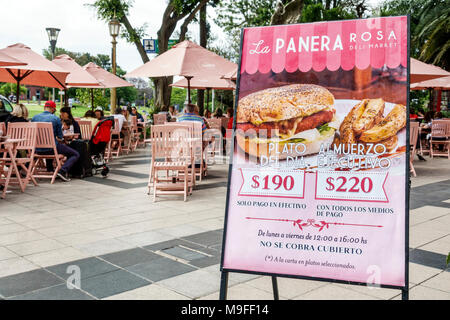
(235, 84), (339, 161)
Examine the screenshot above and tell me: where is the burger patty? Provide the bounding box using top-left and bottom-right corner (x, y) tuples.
(236, 109), (335, 138)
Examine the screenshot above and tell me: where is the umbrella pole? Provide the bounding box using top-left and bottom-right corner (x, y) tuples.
(206, 89), (210, 112)
(16, 70), (21, 104)
(185, 76), (193, 104)
(91, 88), (94, 110)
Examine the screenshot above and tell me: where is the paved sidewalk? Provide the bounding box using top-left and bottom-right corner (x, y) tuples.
(0, 149), (449, 300)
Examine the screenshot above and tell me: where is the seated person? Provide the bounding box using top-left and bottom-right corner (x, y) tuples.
(113, 107), (130, 147)
(177, 104), (207, 132)
(80, 110), (98, 130)
(4, 104), (29, 129)
(31, 101), (79, 181)
(131, 106), (144, 122)
(94, 107), (104, 121)
(60, 106), (81, 139)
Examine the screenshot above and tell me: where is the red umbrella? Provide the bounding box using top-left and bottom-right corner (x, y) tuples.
(0, 51), (26, 67)
(410, 58), (450, 84)
(0, 43), (69, 102)
(125, 40), (236, 103)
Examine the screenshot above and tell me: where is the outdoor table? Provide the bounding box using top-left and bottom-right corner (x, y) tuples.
(0, 138), (26, 198)
(63, 133), (80, 142)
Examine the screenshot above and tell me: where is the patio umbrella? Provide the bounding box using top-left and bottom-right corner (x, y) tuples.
(221, 67), (237, 81)
(171, 75), (235, 112)
(410, 75), (450, 90)
(0, 43), (69, 103)
(411, 75), (450, 113)
(125, 40), (237, 103)
(410, 58), (450, 84)
(0, 51), (26, 67)
(82, 62), (133, 109)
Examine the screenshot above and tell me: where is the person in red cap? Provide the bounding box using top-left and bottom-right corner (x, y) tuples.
(31, 100), (79, 181)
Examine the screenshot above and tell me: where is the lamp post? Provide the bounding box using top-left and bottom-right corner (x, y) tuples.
(109, 16), (120, 111)
(46, 27), (60, 101)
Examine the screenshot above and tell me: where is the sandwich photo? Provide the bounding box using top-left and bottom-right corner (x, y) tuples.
(235, 84), (339, 160)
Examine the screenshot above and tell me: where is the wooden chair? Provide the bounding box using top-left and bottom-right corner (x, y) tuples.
(32, 122), (64, 184)
(129, 116), (141, 152)
(1, 122), (38, 196)
(409, 122), (419, 177)
(78, 120), (93, 140)
(153, 113), (167, 125)
(0, 122), (5, 136)
(430, 120), (450, 159)
(109, 118), (123, 158)
(149, 125), (194, 202)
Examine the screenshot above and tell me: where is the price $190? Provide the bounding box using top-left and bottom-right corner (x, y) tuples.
(251, 174), (295, 191)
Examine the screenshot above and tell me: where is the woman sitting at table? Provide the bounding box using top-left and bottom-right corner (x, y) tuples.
(60, 107), (81, 137)
(4, 104), (29, 129)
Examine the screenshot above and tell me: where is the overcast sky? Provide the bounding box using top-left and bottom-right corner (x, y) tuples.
(0, 0), (383, 73)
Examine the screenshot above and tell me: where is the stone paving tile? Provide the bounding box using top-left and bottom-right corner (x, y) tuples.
(409, 262), (443, 284)
(99, 248), (161, 268)
(245, 276), (328, 299)
(125, 256), (196, 282)
(419, 236), (450, 255)
(293, 283), (379, 300)
(9, 284), (94, 300)
(0, 269), (62, 298)
(25, 247), (89, 268)
(117, 230), (174, 247)
(0, 257), (39, 278)
(162, 246), (209, 261)
(420, 272), (450, 293)
(155, 224), (208, 238)
(408, 284), (450, 300)
(181, 230), (223, 248)
(410, 248), (449, 271)
(0, 223), (28, 235)
(6, 238), (67, 256)
(75, 238), (135, 256)
(47, 257), (119, 280)
(79, 269), (150, 299)
(104, 283), (190, 300)
(0, 247), (18, 261)
(159, 269), (222, 299)
(0, 230), (47, 246)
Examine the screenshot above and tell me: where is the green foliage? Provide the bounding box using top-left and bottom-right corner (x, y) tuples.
(409, 90), (431, 115)
(170, 87), (198, 107)
(0, 83), (27, 97)
(43, 47), (111, 70)
(75, 88), (109, 109)
(447, 252), (450, 267)
(117, 86), (138, 104)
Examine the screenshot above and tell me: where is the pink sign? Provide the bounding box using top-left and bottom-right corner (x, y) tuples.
(222, 16), (408, 288)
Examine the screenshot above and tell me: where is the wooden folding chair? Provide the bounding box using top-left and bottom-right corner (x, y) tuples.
(153, 113), (167, 125)
(78, 120), (93, 140)
(430, 120), (450, 159)
(0, 122), (5, 136)
(32, 122), (64, 184)
(109, 118), (123, 158)
(129, 116), (141, 152)
(409, 122), (419, 177)
(148, 124), (194, 202)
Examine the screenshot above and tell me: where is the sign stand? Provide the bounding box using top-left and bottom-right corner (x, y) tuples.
(219, 15), (410, 302)
(219, 271), (279, 300)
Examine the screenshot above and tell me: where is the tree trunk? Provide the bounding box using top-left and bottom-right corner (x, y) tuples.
(120, 15), (149, 64)
(197, 4), (207, 116)
(270, 0), (304, 25)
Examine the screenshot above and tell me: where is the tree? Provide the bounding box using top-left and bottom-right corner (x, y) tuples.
(215, 0), (369, 58)
(88, 0), (215, 110)
(75, 88), (109, 109)
(0, 83), (27, 98)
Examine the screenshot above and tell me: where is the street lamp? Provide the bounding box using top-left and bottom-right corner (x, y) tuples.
(109, 16), (120, 111)
(46, 27), (60, 101)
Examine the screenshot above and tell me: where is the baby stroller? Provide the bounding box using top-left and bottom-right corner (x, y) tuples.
(89, 116), (114, 177)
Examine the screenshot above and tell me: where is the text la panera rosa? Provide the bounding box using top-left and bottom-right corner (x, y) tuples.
(249, 30), (399, 54)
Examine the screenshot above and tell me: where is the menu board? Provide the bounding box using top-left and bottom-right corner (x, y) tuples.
(221, 16), (409, 288)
